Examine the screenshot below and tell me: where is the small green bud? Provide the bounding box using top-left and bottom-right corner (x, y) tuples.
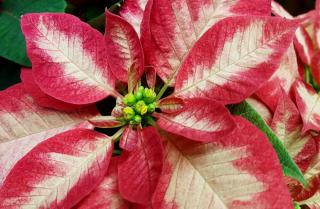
(147, 102), (156, 113)
(123, 93), (136, 106)
(143, 88), (156, 103)
(135, 100), (148, 115)
(133, 115), (142, 124)
(123, 107), (135, 120)
(138, 86), (145, 92)
(135, 91), (143, 100)
(123, 97), (128, 105)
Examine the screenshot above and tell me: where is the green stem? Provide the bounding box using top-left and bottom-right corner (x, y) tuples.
(156, 64), (181, 100)
(156, 82), (170, 100)
(146, 116), (156, 127)
(305, 65), (311, 84)
(112, 127), (124, 142)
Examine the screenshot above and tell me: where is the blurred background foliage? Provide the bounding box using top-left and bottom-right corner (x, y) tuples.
(0, 0), (316, 90)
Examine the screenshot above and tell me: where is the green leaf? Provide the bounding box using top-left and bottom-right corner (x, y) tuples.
(230, 100), (307, 186)
(0, 0), (67, 66)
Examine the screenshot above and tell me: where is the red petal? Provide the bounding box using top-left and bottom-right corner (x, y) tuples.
(311, 51), (320, 86)
(246, 97), (273, 125)
(174, 16), (298, 104)
(157, 97), (184, 114)
(118, 127), (163, 205)
(21, 13), (116, 104)
(294, 27), (315, 66)
(0, 129), (113, 208)
(144, 0), (271, 85)
(120, 127), (139, 151)
(145, 66), (156, 89)
(74, 158), (130, 209)
(20, 68), (86, 112)
(0, 84), (97, 186)
(255, 44), (299, 112)
(105, 11), (144, 83)
(315, 20), (320, 49)
(119, 0), (148, 36)
(152, 117), (293, 209)
(156, 98), (235, 142)
(89, 116), (124, 128)
(294, 80), (320, 133)
(271, 88), (317, 172)
(271, 1), (293, 18)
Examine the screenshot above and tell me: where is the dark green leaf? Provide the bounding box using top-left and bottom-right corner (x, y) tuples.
(230, 100), (307, 186)
(0, 0), (67, 66)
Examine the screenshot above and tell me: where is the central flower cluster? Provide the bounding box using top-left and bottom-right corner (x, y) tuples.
(122, 86), (157, 125)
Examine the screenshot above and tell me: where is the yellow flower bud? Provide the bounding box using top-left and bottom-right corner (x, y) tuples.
(143, 88), (156, 104)
(135, 101), (148, 115)
(123, 93), (136, 106)
(123, 107), (135, 120)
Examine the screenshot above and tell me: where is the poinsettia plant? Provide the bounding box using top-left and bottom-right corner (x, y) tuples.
(0, 0), (318, 208)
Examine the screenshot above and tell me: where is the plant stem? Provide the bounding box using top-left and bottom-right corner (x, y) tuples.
(112, 127), (124, 142)
(156, 66), (180, 100)
(156, 81), (169, 100)
(305, 65), (311, 84)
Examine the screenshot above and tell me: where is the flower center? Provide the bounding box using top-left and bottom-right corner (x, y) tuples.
(122, 86), (157, 125)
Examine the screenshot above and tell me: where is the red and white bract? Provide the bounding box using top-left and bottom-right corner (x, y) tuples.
(270, 89), (317, 172)
(294, 153), (320, 207)
(144, 0), (271, 85)
(157, 97), (184, 114)
(21, 13), (115, 104)
(294, 80), (320, 133)
(256, 44), (299, 111)
(120, 127), (138, 151)
(74, 159), (130, 209)
(118, 127), (163, 205)
(311, 51), (320, 86)
(294, 27), (315, 66)
(246, 97), (273, 125)
(271, 1), (292, 19)
(156, 98), (235, 142)
(89, 116), (124, 128)
(174, 16), (298, 104)
(0, 84), (97, 186)
(20, 68), (85, 112)
(105, 11), (144, 83)
(0, 129), (113, 209)
(271, 0), (315, 66)
(119, 0), (148, 36)
(145, 66), (156, 89)
(152, 117), (293, 209)
(315, 21), (320, 49)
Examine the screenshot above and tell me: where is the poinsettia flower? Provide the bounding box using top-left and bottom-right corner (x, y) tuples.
(0, 0), (300, 208)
